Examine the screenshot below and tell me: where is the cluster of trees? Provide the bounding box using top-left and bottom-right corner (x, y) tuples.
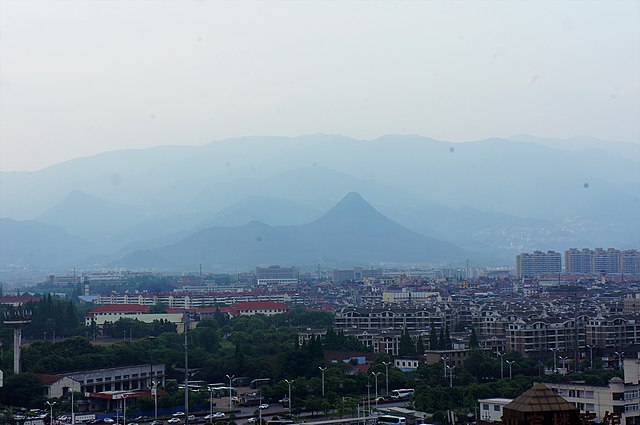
(0, 308), (364, 408)
(428, 326), (452, 350)
(398, 328), (424, 357)
(6, 295), (83, 340)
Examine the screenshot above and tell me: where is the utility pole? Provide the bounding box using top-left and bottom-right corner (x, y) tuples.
(319, 367), (327, 397)
(382, 361), (391, 394)
(184, 313), (190, 425)
(586, 344), (595, 369)
(497, 352), (505, 379)
(285, 380), (293, 414)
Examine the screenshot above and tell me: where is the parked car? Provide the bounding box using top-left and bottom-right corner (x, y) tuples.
(168, 418), (181, 424)
(103, 419), (115, 424)
(151, 421), (164, 425)
(278, 397), (289, 404)
(187, 415), (196, 421)
(247, 419), (256, 424)
(172, 413), (185, 417)
(258, 404), (269, 410)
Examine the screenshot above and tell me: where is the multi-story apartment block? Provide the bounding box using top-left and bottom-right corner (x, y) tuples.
(382, 291), (440, 304)
(622, 250), (640, 275)
(586, 314), (640, 350)
(625, 295), (640, 315)
(335, 306), (452, 333)
(95, 291), (294, 308)
(516, 251), (561, 278)
(506, 317), (587, 357)
(593, 248), (621, 274)
(256, 265), (298, 285)
(565, 248), (595, 274)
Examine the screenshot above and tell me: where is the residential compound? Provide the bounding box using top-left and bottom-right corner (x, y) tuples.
(566, 248), (640, 275)
(517, 248), (640, 278)
(332, 286), (640, 361)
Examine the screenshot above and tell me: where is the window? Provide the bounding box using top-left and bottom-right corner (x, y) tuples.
(483, 404), (489, 410)
(494, 405), (501, 411)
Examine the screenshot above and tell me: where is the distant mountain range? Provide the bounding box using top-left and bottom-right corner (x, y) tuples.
(113, 192), (466, 270)
(0, 134), (638, 271)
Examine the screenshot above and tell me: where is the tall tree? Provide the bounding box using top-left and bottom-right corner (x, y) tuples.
(469, 327), (479, 348)
(416, 335), (425, 355)
(398, 328), (416, 357)
(444, 326), (452, 350)
(429, 327), (439, 350)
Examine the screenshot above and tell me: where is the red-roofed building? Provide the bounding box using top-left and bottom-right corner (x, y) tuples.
(40, 374), (81, 399)
(0, 295), (41, 306)
(230, 301), (290, 317)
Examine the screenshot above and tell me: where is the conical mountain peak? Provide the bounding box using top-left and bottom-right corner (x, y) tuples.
(324, 192), (379, 216)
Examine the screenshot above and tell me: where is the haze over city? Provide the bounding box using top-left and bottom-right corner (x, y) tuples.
(0, 2), (639, 424)
(0, 0), (638, 172)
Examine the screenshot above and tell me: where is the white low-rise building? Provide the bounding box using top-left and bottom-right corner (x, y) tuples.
(478, 398), (512, 423)
(546, 377), (639, 424)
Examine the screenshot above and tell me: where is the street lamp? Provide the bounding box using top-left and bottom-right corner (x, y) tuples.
(446, 365), (454, 387)
(558, 356), (567, 374)
(440, 356), (448, 379)
(184, 313), (190, 425)
(372, 372), (381, 407)
(497, 352), (506, 379)
(615, 351), (624, 370)
(319, 367), (327, 397)
(71, 389), (75, 425)
(382, 361), (391, 394)
(122, 394), (133, 425)
(285, 380), (294, 414)
(226, 374), (235, 410)
(586, 345), (595, 369)
(208, 386), (214, 423)
(549, 348), (558, 373)
(366, 381), (371, 416)
(46, 401), (56, 424)
(506, 360), (515, 379)
(152, 381), (158, 420)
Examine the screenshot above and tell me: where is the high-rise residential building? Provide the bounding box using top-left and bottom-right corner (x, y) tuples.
(516, 251), (561, 278)
(593, 248), (621, 274)
(622, 249), (640, 275)
(564, 248), (639, 275)
(564, 248), (594, 274)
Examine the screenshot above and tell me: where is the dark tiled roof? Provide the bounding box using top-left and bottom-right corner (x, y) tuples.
(503, 383), (577, 413)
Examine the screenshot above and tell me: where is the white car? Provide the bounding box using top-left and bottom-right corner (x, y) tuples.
(258, 404), (269, 410)
(168, 419), (181, 424)
(172, 413), (185, 417)
(246, 419), (256, 424)
(103, 419), (115, 424)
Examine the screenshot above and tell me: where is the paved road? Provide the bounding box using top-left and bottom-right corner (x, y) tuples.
(58, 400), (410, 425)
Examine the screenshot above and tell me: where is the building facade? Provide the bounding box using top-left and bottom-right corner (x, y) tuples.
(516, 251), (561, 278)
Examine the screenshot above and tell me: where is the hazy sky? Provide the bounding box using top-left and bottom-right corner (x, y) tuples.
(1, 0), (638, 172)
